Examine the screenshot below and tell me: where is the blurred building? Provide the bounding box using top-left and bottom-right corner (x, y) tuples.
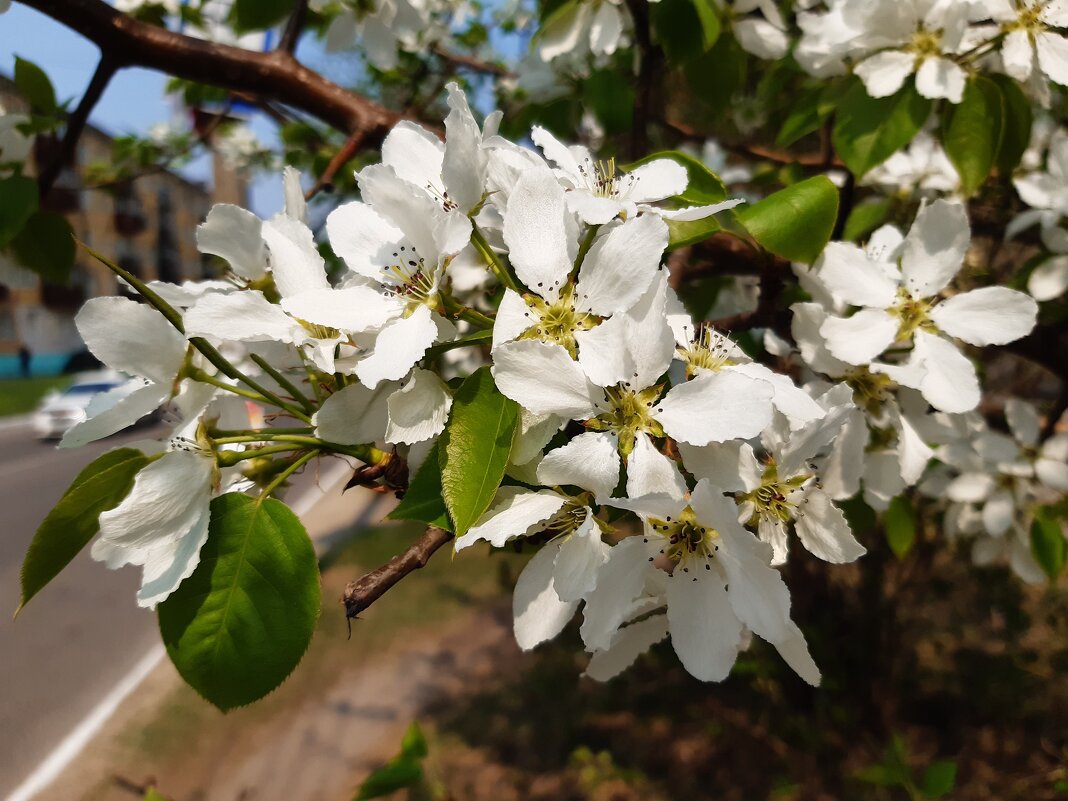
(0, 75), (244, 377)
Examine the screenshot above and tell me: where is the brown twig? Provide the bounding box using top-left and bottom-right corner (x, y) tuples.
(278, 0), (309, 54)
(624, 0), (659, 160)
(37, 54), (118, 198)
(343, 527), (454, 624)
(431, 44), (515, 78)
(22, 0), (400, 140)
(304, 128), (369, 200)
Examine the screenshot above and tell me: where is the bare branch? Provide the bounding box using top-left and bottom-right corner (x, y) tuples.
(431, 44), (515, 78)
(343, 527), (454, 621)
(38, 54), (118, 197)
(21, 0), (400, 139)
(278, 0), (309, 54)
(305, 127), (369, 200)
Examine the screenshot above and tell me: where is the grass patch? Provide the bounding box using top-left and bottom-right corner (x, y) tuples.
(0, 375), (70, 416)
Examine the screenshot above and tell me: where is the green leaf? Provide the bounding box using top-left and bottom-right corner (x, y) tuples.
(884, 496), (917, 559)
(355, 758), (424, 800)
(387, 441), (453, 532)
(921, 761), (957, 799)
(685, 34), (747, 115)
(583, 70), (634, 135)
(666, 216), (721, 250)
(652, 0), (719, 63)
(1030, 511), (1067, 581)
(231, 0), (294, 31)
(626, 150), (728, 206)
(942, 76), (1004, 196)
(842, 198), (893, 243)
(158, 493), (320, 711)
(0, 175), (39, 249)
(833, 79), (932, 177)
(690, 0), (721, 50)
(14, 56), (57, 113)
(400, 722), (428, 759)
(438, 367), (519, 536)
(990, 74), (1033, 175)
(18, 448), (147, 614)
(736, 175), (839, 264)
(8, 210), (76, 283)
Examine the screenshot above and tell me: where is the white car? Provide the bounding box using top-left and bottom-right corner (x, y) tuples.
(32, 374), (128, 440)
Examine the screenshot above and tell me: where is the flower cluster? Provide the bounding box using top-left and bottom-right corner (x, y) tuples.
(51, 78), (1062, 689)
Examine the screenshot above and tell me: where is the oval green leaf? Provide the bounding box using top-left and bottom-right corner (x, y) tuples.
(18, 447), (148, 615)
(833, 79), (932, 177)
(1030, 511), (1066, 581)
(0, 175), (39, 248)
(14, 56), (57, 114)
(736, 175), (839, 264)
(990, 74), (1033, 175)
(387, 440), (453, 532)
(884, 496), (917, 560)
(438, 367), (519, 536)
(158, 493), (320, 711)
(942, 76), (1004, 196)
(9, 210), (76, 283)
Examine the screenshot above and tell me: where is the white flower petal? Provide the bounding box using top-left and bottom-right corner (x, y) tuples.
(314, 381), (392, 445)
(655, 371), (775, 445)
(730, 362), (826, 429)
(900, 199), (970, 299)
(577, 215), (668, 316)
(795, 489), (866, 563)
(566, 191), (627, 225)
(59, 382), (170, 449)
(1005, 398), (1041, 448)
(358, 164), (447, 263)
(76, 296), (187, 385)
(585, 615), (669, 682)
(553, 517), (609, 602)
(982, 489), (1015, 537)
(196, 204), (267, 281)
(492, 340), (602, 418)
(503, 168), (576, 299)
(513, 541), (579, 650)
(1028, 256), (1068, 301)
(538, 430), (621, 498)
(282, 286), (399, 333)
(380, 120), (445, 193)
(385, 368), (451, 445)
(262, 215), (329, 298)
(678, 441), (757, 492)
(816, 241), (898, 308)
(185, 290), (303, 344)
(457, 486), (567, 550)
(929, 286), (1037, 346)
(589, 0), (625, 55)
(855, 50), (915, 97)
(1001, 29), (1035, 81)
(626, 159), (688, 204)
(666, 566), (743, 682)
(1036, 457), (1068, 491)
(325, 201), (406, 281)
(820, 308), (899, 365)
(913, 330), (980, 413)
(580, 536), (654, 651)
(915, 56), (966, 103)
(531, 125), (584, 183)
(734, 17), (790, 59)
(945, 471), (995, 503)
(1037, 30), (1068, 85)
(356, 305), (439, 389)
(626, 433), (687, 499)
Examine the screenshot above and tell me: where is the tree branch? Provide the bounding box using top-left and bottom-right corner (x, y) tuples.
(21, 0), (400, 139)
(277, 0), (309, 54)
(343, 526), (454, 622)
(431, 45), (514, 78)
(38, 54), (117, 197)
(304, 128), (368, 200)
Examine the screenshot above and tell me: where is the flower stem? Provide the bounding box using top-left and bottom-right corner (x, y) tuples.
(260, 450), (318, 499)
(423, 328), (493, 360)
(471, 225), (521, 293)
(250, 353), (317, 415)
(217, 444), (303, 466)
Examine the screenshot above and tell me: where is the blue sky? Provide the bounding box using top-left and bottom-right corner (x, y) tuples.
(0, 2), (281, 214)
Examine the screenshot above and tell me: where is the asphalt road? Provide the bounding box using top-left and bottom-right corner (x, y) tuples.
(0, 423), (166, 799)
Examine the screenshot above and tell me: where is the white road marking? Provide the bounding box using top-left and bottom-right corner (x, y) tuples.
(2, 458), (358, 801)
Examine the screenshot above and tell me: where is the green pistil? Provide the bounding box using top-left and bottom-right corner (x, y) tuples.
(909, 29), (944, 59)
(586, 384), (665, 456)
(678, 326), (735, 378)
(739, 463), (810, 525)
(518, 286), (600, 356)
(648, 507), (720, 568)
(890, 288), (937, 341)
(844, 366), (894, 415)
